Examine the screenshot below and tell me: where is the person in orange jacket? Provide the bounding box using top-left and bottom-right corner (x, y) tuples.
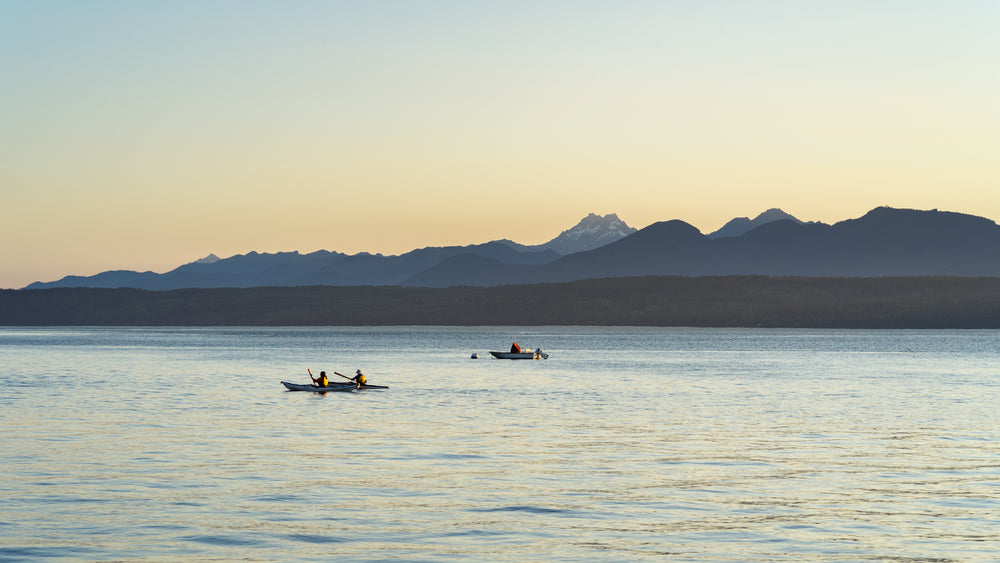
(311, 370), (329, 387)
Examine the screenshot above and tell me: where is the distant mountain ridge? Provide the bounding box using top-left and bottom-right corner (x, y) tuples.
(401, 207), (1000, 286)
(708, 208), (807, 239)
(24, 207), (1000, 290)
(25, 212), (635, 290)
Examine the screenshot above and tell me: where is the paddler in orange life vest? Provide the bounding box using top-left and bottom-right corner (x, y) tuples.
(350, 369), (367, 386)
(311, 370), (329, 387)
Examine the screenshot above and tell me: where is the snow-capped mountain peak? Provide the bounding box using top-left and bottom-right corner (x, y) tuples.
(543, 213), (638, 254)
(193, 253), (221, 265)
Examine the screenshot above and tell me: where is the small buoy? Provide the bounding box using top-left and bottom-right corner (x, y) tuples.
(471, 353), (479, 359)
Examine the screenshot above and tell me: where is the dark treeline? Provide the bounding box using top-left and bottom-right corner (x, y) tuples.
(3, 276), (1000, 328)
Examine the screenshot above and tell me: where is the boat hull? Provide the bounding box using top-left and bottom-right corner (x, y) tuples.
(489, 351), (549, 360)
(282, 381), (356, 392)
(281, 381), (388, 391)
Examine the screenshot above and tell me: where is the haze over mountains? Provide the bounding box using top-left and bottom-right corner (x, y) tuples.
(25, 207), (1000, 290)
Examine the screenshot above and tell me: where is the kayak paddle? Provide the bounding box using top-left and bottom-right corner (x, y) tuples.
(333, 372), (360, 388)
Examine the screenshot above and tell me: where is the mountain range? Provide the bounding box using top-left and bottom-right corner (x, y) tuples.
(25, 213), (633, 290)
(24, 207), (1000, 290)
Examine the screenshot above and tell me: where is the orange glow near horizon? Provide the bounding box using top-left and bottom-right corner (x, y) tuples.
(2, 2), (998, 288)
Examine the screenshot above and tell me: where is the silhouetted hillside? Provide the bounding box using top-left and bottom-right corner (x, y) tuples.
(22, 214), (617, 290)
(408, 207), (1000, 286)
(6, 276), (1000, 328)
(708, 208), (805, 239)
(21, 207), (1000, 290)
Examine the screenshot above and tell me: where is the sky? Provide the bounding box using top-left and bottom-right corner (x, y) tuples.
(2, 1), (998, 289)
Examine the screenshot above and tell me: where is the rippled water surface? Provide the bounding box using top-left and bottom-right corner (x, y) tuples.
(2, 327), (998, 561)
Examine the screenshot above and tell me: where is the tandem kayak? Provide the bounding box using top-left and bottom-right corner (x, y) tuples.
(281, 381), (390, 392)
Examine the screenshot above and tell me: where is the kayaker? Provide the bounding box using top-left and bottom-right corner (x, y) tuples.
(311, 370), (329, 387)
(350, 369), (367, 386)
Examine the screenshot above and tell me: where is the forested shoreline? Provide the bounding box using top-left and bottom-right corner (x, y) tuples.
(4, 276), (1000, 328)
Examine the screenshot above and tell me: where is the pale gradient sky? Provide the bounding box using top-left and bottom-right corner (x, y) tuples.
(2, 1), (998, 289)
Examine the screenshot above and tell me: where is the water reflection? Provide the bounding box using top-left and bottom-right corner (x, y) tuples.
(1, 327), (998, 560)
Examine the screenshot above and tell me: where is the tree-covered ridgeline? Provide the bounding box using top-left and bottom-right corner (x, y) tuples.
(3, 276), (1000, 328)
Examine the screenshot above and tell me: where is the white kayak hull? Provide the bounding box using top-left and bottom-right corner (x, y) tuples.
(281, 381), (357, 392)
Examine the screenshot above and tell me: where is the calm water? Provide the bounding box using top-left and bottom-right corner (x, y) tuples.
(1, 326), (998, 561)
